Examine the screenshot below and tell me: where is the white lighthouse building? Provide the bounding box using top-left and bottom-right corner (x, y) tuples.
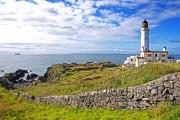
(124, 19), (174, 67)
(140, 19), (149, 57)
(141, 19), (149, 53)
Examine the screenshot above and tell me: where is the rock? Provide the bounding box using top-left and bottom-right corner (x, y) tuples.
(147, 86), (153, 90)
(4, 69), (28, 83)
(99, 62), (117, 68)
(174, 81), (180, 88)
(14, 69), (28, 80)
(127, 93), (134, 99)
(30, 73), (38, 79)
(0, 77), (14, 89)
(162, 75), (169, 82)
(158, 86), (164, 94)
(151, 88), (158, 96)
(142, 98), (150, 102)
(3, 73), (16, 83)
(26, 74), (31, 80)
(19, 72), (180, 109)
(162, 89), (170, 96)
(39, 76), (47, 82)
(173, 90), (179, 97)
(2, 69), (40, 89)
(164, 82), (171, 88)
(169, 95), (175, 101)
(169, 75), (177, 81)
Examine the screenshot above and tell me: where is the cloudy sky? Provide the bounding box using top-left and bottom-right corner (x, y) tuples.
(0, 0), (180, 54)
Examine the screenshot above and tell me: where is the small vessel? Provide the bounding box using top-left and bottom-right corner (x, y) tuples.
(0, 70), (4, 72)
(14, 53), (21, 55)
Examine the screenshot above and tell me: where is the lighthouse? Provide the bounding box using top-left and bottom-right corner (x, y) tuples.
(124, 19), (174, 67)
(140, 19), (149, 57)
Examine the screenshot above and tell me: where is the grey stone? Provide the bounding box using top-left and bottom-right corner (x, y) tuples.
(127, 93), (134, 99)
(142, 98), (150, 102)
(164, 82), (171, 88)
(19, 72), (180, 109)
(158, 86), (164, 94)
(151, 88), (158, 96)
(169, 95), (175, 101)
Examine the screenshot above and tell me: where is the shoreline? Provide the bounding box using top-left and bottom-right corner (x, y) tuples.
(0, 54), (179, 77)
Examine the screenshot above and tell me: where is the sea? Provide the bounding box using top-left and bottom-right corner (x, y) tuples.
(0, 54), (180, 76)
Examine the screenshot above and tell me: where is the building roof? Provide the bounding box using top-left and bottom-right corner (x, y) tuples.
(143, 51), (168, 53)
(142, 19), (148, 28)
(137, 56), (145, 59)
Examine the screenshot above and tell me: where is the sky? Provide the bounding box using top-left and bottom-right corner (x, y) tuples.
(0, 0), (180, 54)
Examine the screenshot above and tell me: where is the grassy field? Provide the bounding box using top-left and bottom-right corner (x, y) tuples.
(1, 63), (180, 119)
(14, 63), (180, 96)
(1, 86), (180, 120)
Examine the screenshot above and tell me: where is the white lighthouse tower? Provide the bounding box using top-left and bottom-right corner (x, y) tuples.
(123, 19), (173, 67)
(140, 19), (149, 57)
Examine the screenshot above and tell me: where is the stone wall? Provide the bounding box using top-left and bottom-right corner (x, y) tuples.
(21, 72), (180, 109)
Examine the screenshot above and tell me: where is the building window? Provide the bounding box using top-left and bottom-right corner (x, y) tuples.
(148, 54), (152, 57)
(161, 54), (166, 57)
(155, 54), (158, 57)
(131, 59), (133, 62)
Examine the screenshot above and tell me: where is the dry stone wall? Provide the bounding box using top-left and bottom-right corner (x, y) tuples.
(22, 72), (180, 109)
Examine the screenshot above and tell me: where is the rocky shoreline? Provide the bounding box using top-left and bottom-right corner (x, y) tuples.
(0, 69), (43, 89)
(0, 62), (118, 89)
(1, 62), (180, 109)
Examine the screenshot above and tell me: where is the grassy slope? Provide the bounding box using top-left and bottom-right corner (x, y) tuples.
(1, 86), (180, 120)
(1, 63), (180, 119)
(14, 63), (180, 96)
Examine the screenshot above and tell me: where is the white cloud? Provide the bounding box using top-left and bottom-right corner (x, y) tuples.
(0, 0), (179, 53)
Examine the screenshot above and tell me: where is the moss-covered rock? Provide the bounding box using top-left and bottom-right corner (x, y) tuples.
(4, 73), (16, 83)
(44, 62), (117, 82)
(45, 64), (70, 81)
(0, 77), (14, 89)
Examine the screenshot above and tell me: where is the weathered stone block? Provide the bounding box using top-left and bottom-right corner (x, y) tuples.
(151, 88), (158, 96)
(20, 72), (180, 109)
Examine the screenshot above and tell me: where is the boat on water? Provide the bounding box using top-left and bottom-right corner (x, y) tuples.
(14, 53), (21, 55)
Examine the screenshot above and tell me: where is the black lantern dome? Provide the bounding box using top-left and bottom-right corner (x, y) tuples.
(142, 19), (148, 28)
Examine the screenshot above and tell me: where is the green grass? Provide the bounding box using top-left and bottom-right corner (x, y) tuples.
(1, 63), (180, 119)
(1, 86), (180, 120)
(14, 63), (180, 96)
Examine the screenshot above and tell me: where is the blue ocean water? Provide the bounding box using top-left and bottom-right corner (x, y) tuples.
(0, 54), (180, 76)
(0, 54), (132, 76)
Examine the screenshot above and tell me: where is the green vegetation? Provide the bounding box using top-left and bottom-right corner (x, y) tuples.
(14, 63), (180, 96)
(1, 63), (180, 119)
(1, 86), (180, 120)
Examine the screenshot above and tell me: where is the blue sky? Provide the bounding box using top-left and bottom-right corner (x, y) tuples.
(0, 0), (179, 54)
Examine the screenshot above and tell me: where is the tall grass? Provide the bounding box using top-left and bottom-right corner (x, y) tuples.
(1, 98), (180, 120)
(1, 63), (179, 119)
(14, 63), (180, 96)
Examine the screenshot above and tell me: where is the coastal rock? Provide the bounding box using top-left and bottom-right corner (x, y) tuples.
(4, 69), (28, 83)
(38, 76), (47, 82)
(0, 77), (14, 89)
(2, 69), (40, 89)
(44, 62), (118, 82)
(15, 69), (28, 80)
(26, 73), (38, 80)
(3, 73), (17, 83)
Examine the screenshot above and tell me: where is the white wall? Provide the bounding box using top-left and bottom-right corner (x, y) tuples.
(141, 28), (149, 52)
